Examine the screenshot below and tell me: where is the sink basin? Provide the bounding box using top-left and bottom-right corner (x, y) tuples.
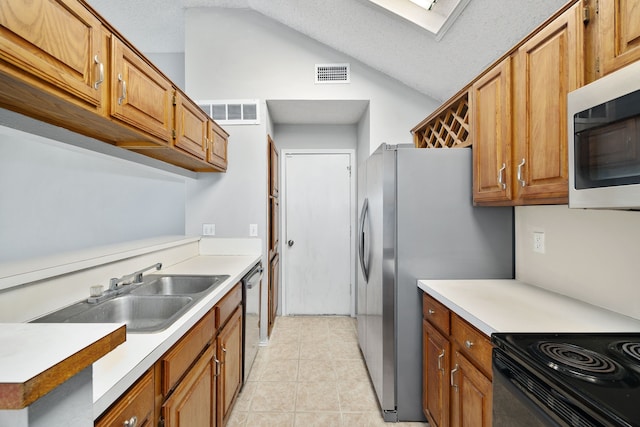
(64, 295), (193, 332)
(31, 274), (229, 333)
(132, 274), (229, 296)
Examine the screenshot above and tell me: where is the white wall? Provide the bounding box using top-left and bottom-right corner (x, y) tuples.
(146, 52), (185, 91)
(0, 125), (187, 263)
(516, 205), (640, 319)
(273, 124), (357, 151)
(184, 7), (438, 156)
(183, 7), (438, 242)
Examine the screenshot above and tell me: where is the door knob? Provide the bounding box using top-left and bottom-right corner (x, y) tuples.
(287, 240), (294, 247)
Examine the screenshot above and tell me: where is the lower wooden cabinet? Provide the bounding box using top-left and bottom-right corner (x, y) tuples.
(450, 350), (492, 427)
(423, 319), (450, 427)
(268, 254), (279, 336)
(96, 283), (244, 427)
(422, 292), (493, 427)
(162, 345), (216, 427)
(95, 368), (154, 427)
(216, 307), (243, 427)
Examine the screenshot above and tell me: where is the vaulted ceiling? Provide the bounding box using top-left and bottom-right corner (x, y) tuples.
(87, 0), (567, 102)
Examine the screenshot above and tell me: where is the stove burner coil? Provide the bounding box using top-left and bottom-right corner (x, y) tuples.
(532, 341), (624, 383)
(620, 342), (640, 363)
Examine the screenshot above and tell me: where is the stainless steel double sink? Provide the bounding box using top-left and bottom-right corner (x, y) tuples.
(32, 275), (229, 333)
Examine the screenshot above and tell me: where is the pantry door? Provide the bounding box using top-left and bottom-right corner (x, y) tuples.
(282, 151), (354, 315)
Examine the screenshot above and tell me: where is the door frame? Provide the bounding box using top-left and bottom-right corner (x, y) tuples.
(280, 148), (357, 317)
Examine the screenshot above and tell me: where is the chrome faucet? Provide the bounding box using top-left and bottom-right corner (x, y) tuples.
(109, 263), (162, 290)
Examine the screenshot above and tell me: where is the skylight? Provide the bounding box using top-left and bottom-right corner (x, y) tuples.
(365, 0), (471, 40)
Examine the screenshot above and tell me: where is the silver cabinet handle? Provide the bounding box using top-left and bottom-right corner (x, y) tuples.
(117, 73), (127, 105)
(497, 163), (506, 190)
(428, 309), (435, 315)
(517, 158), (526, 187)
(465, 340), (474, 349)
(221, 346), (227, 365)
(437, 349), (445, 374)
(214, 354), (221, 377)
(93, 55), (104, 89)
(123, 416), (137, 427)
(450, 364), (459, 390)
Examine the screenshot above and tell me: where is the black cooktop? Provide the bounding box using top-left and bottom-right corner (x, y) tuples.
(493, 333), (640, 427)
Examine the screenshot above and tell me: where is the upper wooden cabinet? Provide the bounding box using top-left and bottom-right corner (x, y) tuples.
(471, 58), (513, 205)
(111, 37), (173, 144)
(468, 2), (583, 206)
(0, 0), (229, 173)
(599, 0), (640, 76)
(512, 2), (583, 204)
(174, 92), (208, 160)
(0, 0), (103, 109)
(208, 120), (229, 171)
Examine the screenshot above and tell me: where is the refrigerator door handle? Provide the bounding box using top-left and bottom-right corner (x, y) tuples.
(358, 198), (369, 282)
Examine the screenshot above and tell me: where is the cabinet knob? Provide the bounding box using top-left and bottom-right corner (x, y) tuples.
(123, 416), (137, 427)
(428, 309), (435, 315)
(465, 340), (474, 349)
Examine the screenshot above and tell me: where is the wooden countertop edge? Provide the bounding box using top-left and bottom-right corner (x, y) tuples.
(0, 325), (126, 409)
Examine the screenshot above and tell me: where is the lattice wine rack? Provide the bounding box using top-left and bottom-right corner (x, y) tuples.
(412, 92), (470, 149)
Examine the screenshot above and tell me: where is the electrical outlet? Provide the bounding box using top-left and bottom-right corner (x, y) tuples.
(533, 231), (545, 254)
(249, 224), (258, 237)
(202, 223), (215, 236)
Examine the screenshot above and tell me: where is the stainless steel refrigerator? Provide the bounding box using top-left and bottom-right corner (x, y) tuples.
(356, 144), (513, 422)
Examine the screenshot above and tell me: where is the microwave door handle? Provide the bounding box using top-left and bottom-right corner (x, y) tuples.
(358, 198), (369, 282)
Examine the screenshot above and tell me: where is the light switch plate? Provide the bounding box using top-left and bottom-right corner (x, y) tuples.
(249, 224), (258, 237)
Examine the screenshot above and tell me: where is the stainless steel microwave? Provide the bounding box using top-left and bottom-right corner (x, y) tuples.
(568, 60), (640, 209)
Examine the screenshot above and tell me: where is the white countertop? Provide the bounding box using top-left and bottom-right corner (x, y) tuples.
(92, 253), (261, 418)
(0, 323), (123, 384)
(418, 279), (640, 336)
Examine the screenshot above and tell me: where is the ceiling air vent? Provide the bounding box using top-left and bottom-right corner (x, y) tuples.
(315, 63), (350, 84)
(197, 99), (260, 125)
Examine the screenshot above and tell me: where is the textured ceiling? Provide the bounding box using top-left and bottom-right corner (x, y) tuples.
(87, 0), (567, 102)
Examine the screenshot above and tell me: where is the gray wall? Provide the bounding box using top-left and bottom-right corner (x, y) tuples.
(0, 125), (186, 263)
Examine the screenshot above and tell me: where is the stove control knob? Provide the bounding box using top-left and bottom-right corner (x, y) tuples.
(465, 340), (474, 349)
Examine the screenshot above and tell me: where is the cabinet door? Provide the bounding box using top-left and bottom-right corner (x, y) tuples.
(269, 136), (279, 197)
(162, 346), (215, 427)
(513, 3), (582, 204)
(599, 0), (640, 76)
(207, 120), (228, 171)
(472, 58), (513, 204)
(450, 351), (492, 427)
(217, 306), (243, 427)
(175, 93), (207, 159)
(423, 320), (450, 427)
(111, 37), (173, 143)
(0, 0), (103, 108)
(96, 369), (154, 427)
(268, 254), (280, 336)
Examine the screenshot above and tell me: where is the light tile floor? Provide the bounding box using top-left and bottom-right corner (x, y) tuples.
(227, 316), (428, 427)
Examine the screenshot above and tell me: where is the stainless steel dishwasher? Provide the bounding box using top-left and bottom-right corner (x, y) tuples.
(242, 262), (262, 384)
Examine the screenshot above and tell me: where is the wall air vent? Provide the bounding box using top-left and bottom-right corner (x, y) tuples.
(315, 63), (350, 84)
(197, 99), (260, 125)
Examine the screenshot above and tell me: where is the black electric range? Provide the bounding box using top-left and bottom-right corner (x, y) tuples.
(492, 333), (640, 427)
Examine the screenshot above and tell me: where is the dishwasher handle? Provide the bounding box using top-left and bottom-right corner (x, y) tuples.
(244, 264), (263, 289)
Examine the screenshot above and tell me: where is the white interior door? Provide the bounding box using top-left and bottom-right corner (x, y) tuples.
(284, 152), (352, 315)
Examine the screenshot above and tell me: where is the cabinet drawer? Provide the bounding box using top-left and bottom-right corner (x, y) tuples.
(161, 309), (215, 395)
(451, 313), (492, 378)
(95, 369), (154, 427)
(422, 292), (451, 335)
(216, 283), (241, 329)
